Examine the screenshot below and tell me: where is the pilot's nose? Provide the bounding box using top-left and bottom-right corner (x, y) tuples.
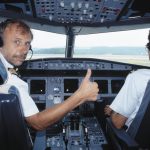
(19, 45), (30, 55)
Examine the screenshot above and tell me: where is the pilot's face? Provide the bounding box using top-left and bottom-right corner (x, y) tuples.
(1, 23), (32, 66)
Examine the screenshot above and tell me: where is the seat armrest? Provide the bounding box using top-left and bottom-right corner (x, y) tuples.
(106, 118), (139, 150)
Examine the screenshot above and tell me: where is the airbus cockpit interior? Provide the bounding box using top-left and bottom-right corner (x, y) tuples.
(0, 0), (150, 150)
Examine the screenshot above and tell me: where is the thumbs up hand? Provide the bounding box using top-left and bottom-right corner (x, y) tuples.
(76, 69), (99, 103)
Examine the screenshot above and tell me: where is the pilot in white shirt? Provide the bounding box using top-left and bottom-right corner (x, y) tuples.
(0, 53), (39, 117)
(0, 19), (98, 130)
(110, 69), (150, 128)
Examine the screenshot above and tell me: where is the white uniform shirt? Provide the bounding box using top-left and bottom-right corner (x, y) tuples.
(110, 69), (150, 127)
(0, 53), (39, 117)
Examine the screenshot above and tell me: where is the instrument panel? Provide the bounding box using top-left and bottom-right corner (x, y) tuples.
(19, 58), (142, 150)
(22, 58), (132, 70)
(20, 58), (132, 104)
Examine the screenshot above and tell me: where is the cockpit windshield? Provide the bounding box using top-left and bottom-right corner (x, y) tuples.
(29, 28), (150, 66)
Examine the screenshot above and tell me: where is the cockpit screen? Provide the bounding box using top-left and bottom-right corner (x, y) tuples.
(64, 79), (78, 93)
(30, 80), (46, 94)
(94, 80), (108, 94)
(111, 80), (124, 93)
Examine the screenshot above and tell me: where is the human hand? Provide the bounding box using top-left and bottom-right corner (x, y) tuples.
(76, 68), (99, 103)
(104, 105), (112, 116)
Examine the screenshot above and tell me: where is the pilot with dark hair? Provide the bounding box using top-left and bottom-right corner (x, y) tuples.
(0, 19), (99, 130)
(104, 30), (150, 129)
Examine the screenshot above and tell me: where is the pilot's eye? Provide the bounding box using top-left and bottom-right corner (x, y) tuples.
(26, 42), (31, 47)
(14, 40), (21, 46)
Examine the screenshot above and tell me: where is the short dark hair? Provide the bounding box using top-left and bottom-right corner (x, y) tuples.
(0, 19), (33, 39)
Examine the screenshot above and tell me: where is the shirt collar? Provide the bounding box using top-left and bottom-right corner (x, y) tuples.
(0, 52), (14, 69)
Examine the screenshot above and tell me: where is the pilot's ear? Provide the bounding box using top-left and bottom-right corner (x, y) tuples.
(0, 19), (14, 47)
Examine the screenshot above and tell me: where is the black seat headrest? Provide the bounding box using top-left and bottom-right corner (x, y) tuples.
(0, 59), (8, 85)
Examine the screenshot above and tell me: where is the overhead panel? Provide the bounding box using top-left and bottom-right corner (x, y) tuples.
(35, 0), (128, 24)
(0, 0), (149, 31)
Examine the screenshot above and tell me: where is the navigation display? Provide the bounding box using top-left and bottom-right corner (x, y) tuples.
(64, 79), (78, 93)
(30, 80), (46, 94)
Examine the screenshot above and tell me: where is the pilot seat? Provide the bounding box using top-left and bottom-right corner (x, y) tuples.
(0, 59), (33, 150)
